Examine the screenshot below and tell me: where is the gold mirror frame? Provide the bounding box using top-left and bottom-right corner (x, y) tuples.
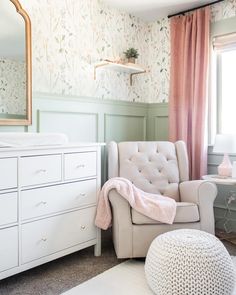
(0, 0), (32, 125)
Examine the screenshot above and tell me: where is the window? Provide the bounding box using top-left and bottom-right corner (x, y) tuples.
(217, 50), (236, 133)
(213, 33), (236, 134)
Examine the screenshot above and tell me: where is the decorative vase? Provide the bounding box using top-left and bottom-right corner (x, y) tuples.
(128, 57), (135, 64)
(218, 153), (232, 177)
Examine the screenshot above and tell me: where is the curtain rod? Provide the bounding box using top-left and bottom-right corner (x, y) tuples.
(168, 0), (224, 18)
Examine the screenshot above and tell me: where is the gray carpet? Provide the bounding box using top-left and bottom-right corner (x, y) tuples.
(0, 230), (124, 295)
(0, 230), (235, 295)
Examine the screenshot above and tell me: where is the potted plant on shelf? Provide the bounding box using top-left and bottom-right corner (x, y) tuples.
(124, 48), (139, 64)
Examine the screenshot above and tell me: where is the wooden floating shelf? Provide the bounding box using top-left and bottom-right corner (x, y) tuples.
(94, 61), (146, 86)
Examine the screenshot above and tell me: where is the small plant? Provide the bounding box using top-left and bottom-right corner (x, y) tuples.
(124, 48), (139, 59)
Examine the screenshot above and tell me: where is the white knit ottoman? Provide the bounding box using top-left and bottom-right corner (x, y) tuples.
(145, 229), (236, 295)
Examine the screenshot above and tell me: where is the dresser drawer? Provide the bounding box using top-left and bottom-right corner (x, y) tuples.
(64, 152), (97, 180)
(0, 192), (17, 226)
(21, 207), (97, 264)
(20, 154), (62, 187)
(0, 227), (18, 272)
(21, 179), (97, 220)
(0, 158), (17, 190)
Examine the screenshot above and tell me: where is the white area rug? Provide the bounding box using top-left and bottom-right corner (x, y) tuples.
(62, 257), (236, 295)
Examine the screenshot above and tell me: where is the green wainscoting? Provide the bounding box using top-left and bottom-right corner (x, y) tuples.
(0, 93), (150, 183)
(29, 93), (151, 183)
(0, 93), (234, 231)
(147, 103), (169, 141)
(28, 93), (149, 142)
(0, 93), (169, 143)
(104, 114), (147, 142)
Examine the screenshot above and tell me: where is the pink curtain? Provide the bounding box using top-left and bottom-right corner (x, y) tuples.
(169, 8), (210, 180)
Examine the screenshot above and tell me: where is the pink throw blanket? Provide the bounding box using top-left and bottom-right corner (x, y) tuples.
(95, 177), (177, 230)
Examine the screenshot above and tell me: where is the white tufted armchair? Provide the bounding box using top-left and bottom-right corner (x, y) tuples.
(108, 141), (217, 258)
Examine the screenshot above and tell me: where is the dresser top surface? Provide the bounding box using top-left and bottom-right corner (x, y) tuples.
(0, 142), (106, 153)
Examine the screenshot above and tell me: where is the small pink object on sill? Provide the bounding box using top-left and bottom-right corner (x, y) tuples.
(213, 134), (236, 177)
(217, 154), (232, 177)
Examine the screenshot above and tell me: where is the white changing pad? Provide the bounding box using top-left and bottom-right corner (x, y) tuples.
(0, 133), (69, 147)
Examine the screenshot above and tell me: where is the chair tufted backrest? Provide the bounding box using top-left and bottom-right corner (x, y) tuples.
(108, 141), (189, 201)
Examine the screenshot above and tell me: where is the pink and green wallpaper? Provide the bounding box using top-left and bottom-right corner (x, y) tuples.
(21, 0), (149, 103)
(148, 0), (236, 103)
(19, 0), (236, 104)
(0, 59), (26, 115)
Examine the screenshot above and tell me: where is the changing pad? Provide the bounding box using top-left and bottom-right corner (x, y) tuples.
(0, 133), (69, 147)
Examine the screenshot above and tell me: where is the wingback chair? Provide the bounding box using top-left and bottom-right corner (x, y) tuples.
(108, 141), (217, 258)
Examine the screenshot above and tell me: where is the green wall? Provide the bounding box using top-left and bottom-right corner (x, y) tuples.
(147, 103), (169, 141)
(0, 93), (169, 142)
(0, 93), (160, 183)
(0, 93), (233, 232)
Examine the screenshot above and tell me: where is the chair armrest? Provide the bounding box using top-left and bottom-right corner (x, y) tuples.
(108, 189), (133, 258)
(109, 189), (132, 225)
(180, 180), (217, 204)
(179, 180), (217, 234)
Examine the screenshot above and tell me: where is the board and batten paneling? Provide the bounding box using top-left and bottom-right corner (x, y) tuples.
(147, 103), (169, 141)
(0, 93), (166, 143)
(37, 110), (98, 142)
(27, 93), (149, 183)
(104, 114), (146, 142)
(28, 93), (148, 144)
(0, 93), (234, 232)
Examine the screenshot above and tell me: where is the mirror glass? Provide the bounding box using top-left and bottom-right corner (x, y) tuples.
(0, 0), (31, 125)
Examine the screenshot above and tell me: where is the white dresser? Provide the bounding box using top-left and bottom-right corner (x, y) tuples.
(0, 143), (103, 280)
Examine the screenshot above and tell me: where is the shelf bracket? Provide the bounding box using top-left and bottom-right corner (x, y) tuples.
(130, 71), (146, 86)
(94, 62), (109, 80)
(94, 62), (147, 86)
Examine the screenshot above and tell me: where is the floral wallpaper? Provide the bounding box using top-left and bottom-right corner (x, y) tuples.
(147, 0), (236, 103)
(17, 0), (236, 104)
(211, 0), (236, 22)
(20, 0), (150, 103)
(147, 18), (170, 103)
(0, 58), (26, 115)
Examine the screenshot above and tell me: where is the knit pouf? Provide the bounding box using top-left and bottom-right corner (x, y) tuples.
(145, 229), (236, 295)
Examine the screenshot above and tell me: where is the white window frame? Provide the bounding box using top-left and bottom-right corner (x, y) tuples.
(209, 16), (236, 145)
(216, 49), (236, 134)
(216, 52), (223, 134)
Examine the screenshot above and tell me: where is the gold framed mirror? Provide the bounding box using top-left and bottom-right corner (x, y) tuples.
(0, 0), (32, 125)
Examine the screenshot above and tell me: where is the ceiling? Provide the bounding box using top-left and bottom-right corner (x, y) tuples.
(103, 0), (218, 21)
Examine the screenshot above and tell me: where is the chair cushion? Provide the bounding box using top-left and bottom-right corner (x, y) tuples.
(131, 202), (200, 224)
(118, 142), (180, 201)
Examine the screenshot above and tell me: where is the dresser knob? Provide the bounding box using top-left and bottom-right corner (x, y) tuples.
(37, 201), (47, 206)
(37, 169), (47, 173)
(81, 225), (86, 230)
(41, 237), (47, 242)
(79, 193), (86, 197)
(76, 164), (85, 169)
